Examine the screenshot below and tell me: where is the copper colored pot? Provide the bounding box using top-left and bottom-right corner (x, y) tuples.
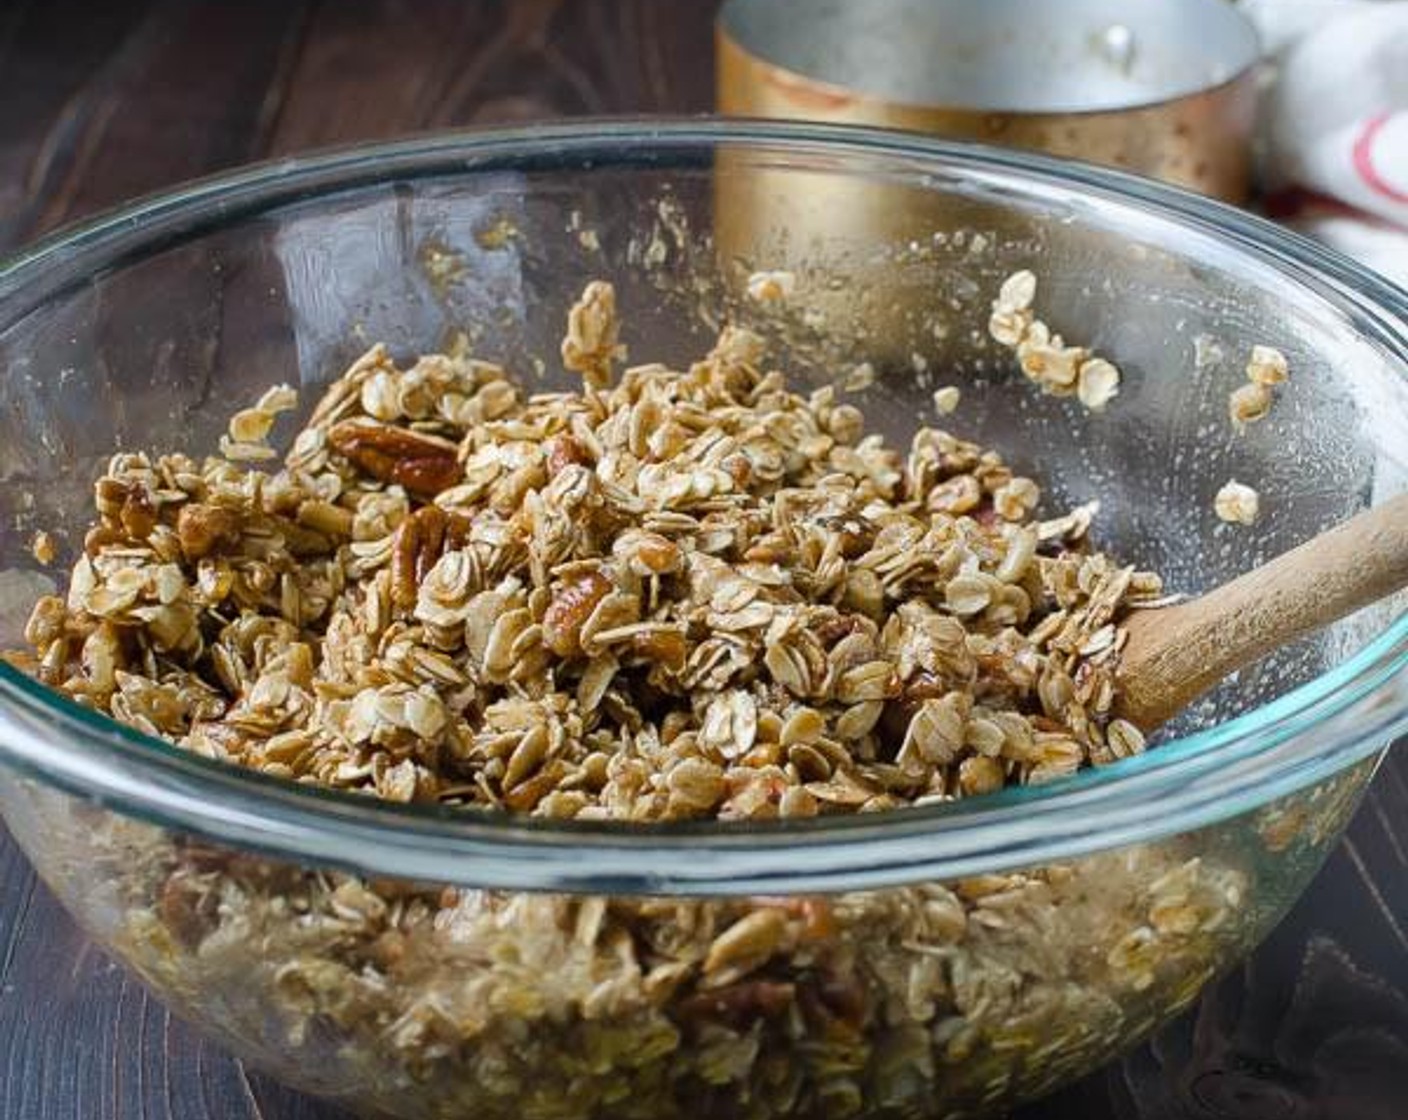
(717, 0), (1261, 202)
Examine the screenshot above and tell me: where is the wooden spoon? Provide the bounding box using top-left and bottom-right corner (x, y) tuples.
(1115, 492), (1408, 731)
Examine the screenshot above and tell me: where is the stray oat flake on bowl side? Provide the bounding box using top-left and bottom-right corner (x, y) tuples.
(988, 269), (1121, 412)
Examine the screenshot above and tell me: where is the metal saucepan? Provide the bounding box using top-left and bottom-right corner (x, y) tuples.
(717, 0), (1261, 202)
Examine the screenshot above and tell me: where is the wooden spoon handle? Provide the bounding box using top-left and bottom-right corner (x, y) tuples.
(1115, 492), (1408, 731)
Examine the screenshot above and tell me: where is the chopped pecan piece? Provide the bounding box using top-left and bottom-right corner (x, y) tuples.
(545, 433), (592, 473)
(327, 420), (461, 497)
(177, 502), (242, 561)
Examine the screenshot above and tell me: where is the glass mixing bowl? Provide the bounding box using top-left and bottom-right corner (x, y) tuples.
(0, 120), (1404, 1120)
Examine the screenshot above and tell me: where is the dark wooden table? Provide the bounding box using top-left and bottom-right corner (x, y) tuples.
(1, 3), (1405, 1117)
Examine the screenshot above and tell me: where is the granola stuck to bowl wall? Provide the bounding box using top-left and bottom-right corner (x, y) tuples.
(10, 748), (1367, 1120)
(4, 280), (1357, 1120)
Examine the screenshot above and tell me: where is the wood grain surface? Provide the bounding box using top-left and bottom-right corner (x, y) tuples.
(0, 3), (1404, 1118)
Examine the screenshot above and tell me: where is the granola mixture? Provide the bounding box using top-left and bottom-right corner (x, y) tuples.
(10, 279), (1283, 1119)
(20, 279), (1167, 819)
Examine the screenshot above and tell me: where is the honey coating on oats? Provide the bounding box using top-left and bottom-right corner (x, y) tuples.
(23, 280), (1164, 818)
(9, 280), (1299, 1120)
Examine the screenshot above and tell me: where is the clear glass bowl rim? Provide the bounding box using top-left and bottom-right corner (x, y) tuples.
(0, 118), (1404, 895)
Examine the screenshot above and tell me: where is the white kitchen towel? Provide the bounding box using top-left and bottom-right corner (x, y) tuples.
(1240, 0), (1408, 284)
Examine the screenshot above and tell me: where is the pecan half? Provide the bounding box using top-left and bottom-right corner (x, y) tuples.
(542, 570), (613, 658)
(327, 420), (461, 497)
(677, 980), (796, 1028)
(799, 969), (868, 1031)
(390, 506), (472, 611)
(157, 874), (214, 949)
